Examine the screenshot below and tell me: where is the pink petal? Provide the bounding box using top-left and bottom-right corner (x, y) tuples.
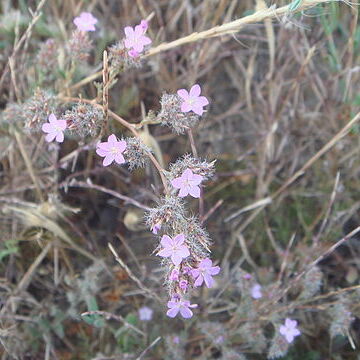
(285, 318), (297, 328)
(166, 307), (179, 318)
(197, 96), (209, 106)
(134, 24), (144, 36)
(97, 142), (112, 151)
(103, 154), (115, 166)
(158, 248), (172, 258)
(161, 235), (173, 247)
(124, 26), (134, 37)
(191, 269), (200, 279)
(194, 275), (204, 287)
(208, 266), (220, 275)
(292, 329), (301, 337)
(189, 84), (201, 97)
(141, 35), (152, 45)
(191, 105), (205, 116)
(177, 89), (189, 100)
(200, 258), (212, 268)
(188, 186), (200, 198)
(171, 253), (183, 266)
(55, 132), (64, 143)
(115, 153), (125, 164)
(285, 333), (294, 343)
(48, 113), (57, 124)
(279, 325), (287, 336)
(41, 123), (52, 133)
(178, 187), (189, 198)
(182, 168), (193, 179)
(173, 234), (185, 246)
(203, 273), (214, 288)
(116, 140), (127, 152)
(190, 173), (203, 185)
(58, 120), (67, 130)
(96, 148), (108, 157)
(180, 101), (192, 113)
(180, 306), (193, 319)
(132, 42), (145, 53)
(107, 134), (117, 143)
(178, 245), (190, 258)
(124, 38), (134, 49)
(171, 177), (183, 189)
(45, 132), (56, 142)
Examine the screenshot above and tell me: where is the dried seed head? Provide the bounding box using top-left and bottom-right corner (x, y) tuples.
(108, 41), (142, 72)
(37, 39), (58, 73)
(22, 89), (58, 131)
(145, 196), (187, 235)
(64, 103), (103, 139)
(169, 154), (216, 181)
(123, 136), (151, 170)
(68, 30), (93, 61)
(157, 93), (200, 134)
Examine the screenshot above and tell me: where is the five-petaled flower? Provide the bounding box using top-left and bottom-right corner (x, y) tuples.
(171, 168), (203, 198)
(166, 297), (198, 319)
(177, 84), (209, 116)
(124, 20), (151, 55)
(138, 306), (153, 321)
(96, 134), (127, 166)
(74, 12), (98, 32)
(42, 113), (67, 143)
(191, 258), (220, 288)
(279, 318), (301, 343)
(157, 234), (190, 266)
(251, 284), (263, 299)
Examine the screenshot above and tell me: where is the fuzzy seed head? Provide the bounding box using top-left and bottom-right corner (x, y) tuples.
(157, 93), (200, 134)
(64, 103), (103, 139)
(123, 136), (151, 170)
(68, 30), (93, 61)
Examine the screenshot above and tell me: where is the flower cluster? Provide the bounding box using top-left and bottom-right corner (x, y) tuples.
(73, 12), (98, 32)
(124, 20), (152, 57)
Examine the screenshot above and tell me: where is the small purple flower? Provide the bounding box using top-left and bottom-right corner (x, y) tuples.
(124, 20), (152, 53)
(177, 84), (209, 116)
(169, 269), (180, 281)
(182, 266), (192, 275)
(251, 284), (262, 299)
(191, 258), (220, 288)
(138, 306), (153, 321)
(74, 12), (98, 32)
(128, 49), (140, 58)
(243, 273), (252, 280)
(279, 318), (301, 343)
(171, 168), (203, 198)
(172, 336), (180, 344)
(96, 134), (127, 166)
(179, 279), (188, 291)
(157, 234), (190, 266)
(42, 113), (67, 143)
(151, 222), (161, 235)
(166, 297), (198, 319)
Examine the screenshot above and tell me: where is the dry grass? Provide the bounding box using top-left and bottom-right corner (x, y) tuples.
(1, 0), (360, 359)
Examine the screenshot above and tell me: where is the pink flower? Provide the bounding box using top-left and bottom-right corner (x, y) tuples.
(166, 297), (198, 319)
(157, 234), (190, 266)
(177, 84), (209, 116)
(171, 168), (203, 198)
(96, 134), (127, 167)
(73, 12), (98, 32)
(179, 279), (188, 291)
(169, 269), (180, 281)
(124, 20), (152, 53)
(41, 113), (67, 143)
(191, 258), (220, 288)
(151, 222), (162, 235)
(251, 284), (262, 299)
(138, 306), (153, 321)
(128, 49), (140, 58)
(279, 318), (301, 343)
